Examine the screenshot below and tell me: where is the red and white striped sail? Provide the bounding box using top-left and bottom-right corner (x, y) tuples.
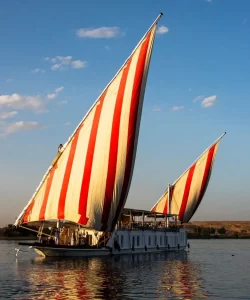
(15, 15), (161, 232)
(151, 133), (226, 223)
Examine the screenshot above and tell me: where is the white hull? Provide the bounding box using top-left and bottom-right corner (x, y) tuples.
(30, 228), (188, 257)
(34, 245), (186, 257)
(34, 246), (110, 257)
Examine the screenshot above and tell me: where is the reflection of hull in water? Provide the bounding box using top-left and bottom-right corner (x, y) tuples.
(113, 249), (188, 261)
(15, 249), (208, 299)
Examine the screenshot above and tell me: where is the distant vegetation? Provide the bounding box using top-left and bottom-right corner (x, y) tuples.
(1, 221), (250, 239)
(186, 221), (250, 238)
(0, 224), (37, 238)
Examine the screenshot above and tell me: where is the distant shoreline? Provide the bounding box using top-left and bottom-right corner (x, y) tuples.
(0, 236), (35, 241)
(188, 235), (250, 239)
(2, 236), (250, 241)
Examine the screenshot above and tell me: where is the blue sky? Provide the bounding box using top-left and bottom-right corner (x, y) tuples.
(0, 0), (249, 226)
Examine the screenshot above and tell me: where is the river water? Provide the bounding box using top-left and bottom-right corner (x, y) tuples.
(0, 239), (250, 299)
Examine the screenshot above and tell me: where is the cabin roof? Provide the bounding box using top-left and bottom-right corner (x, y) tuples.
(122, 207), (178, 218)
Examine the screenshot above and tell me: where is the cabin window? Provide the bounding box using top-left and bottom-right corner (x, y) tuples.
(160, 236), (162, 245)
(155, 236), (157, 246)
(120, 235), (124, 248)
(137, 236), (140, 247)
(165, 236), (168, 246)
(148, 236), (151, 246)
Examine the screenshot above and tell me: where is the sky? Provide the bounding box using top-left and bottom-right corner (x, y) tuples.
(0, 0), (249, 226)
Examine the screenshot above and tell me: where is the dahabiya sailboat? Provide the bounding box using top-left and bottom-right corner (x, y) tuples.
(15, 13), (225, 257)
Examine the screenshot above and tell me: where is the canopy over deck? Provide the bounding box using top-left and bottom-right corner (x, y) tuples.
(122, 207), (178, 218)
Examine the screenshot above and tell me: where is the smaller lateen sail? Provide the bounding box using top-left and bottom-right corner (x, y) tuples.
(151, 133), (226, 223)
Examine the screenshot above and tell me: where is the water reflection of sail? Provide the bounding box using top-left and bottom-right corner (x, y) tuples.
(16, 253), (210, 299)
(17, 257), (125, 299)
(161, 256), (209, 299)
(114, 252), (209, 299)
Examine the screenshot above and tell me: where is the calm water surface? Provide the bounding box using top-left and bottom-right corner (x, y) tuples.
(0, 239), (250, 299)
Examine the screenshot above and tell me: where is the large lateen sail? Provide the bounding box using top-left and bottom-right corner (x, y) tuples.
(151, 133), (226, 223)
(15, 14), (162, 232)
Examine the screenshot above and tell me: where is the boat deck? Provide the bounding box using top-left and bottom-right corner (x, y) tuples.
(18, 241), (102, 249)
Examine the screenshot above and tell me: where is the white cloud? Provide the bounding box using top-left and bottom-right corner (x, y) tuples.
(31, 68), (45, 74)
(193, 95), (205, 102)
(58, 100), (67, 106)
(45, 56), (86, 71)
(0, 86), (64, 113)
(76, 26), (120, 38)
(201, 95), (216, 108)
(47, 94), (56, 99)
(6, 78), (13, 83)
(152, 106), (161, 112)
(65, 121), (71, 126)
(55, 56), (72, 63)
(0, 94), (44, 112)
(172, 106), (184, 111)
(51, 64), (61, 71)
(0, 111), (18, 120)
(55, 87), (64, 93)
(205, 0), (212, 3)
(189, 88), (192, 92)
(71, 60), (87, 69)
(47, 86), (64, 99)
(105, 45), (110, 51)
(156, 26), (169, 35)
(0, 121), (42, 136)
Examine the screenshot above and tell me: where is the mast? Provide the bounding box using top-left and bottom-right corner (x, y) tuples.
(167, 183), (171, 227)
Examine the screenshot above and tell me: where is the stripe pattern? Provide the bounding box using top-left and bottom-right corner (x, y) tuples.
(151, 139), (222, 223)
(16, 25), (157, 232)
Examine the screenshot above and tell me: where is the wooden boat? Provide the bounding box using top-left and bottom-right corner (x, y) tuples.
(14, 12), (225, 258)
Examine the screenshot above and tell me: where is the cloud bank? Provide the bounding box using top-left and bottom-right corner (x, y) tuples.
(0, 121), (42, 136)
(76, 27), (121, 38)
(172, 106), (184, 111)
(45, 56), (87, 71)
